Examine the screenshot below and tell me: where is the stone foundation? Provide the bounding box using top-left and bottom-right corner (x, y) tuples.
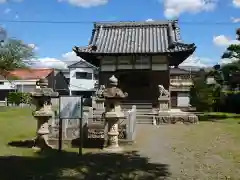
(153, 110), (199, 125)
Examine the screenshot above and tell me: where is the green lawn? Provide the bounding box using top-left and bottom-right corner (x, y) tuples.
(0, 107), (168, 180)
(0, 107), (37, 156)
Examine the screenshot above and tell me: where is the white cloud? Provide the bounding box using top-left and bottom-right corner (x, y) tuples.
(32, 58), (68, 69)
(58, 0), (108, 8)
(179, 55), (214, 68)
(146, 18), (154, 22)
(0, 0), (23, 3)
(161, 0), (217, 18)
(28, 43), (39, 51)
(218, 57), (238, 65)
(231, 17), (240, 23)
(14, 14), (19, 19)
(233, 0), (240, 7)
(4, 8), (11, 14)
(31, 51), (83, 69)
(213, 35), (240, 47)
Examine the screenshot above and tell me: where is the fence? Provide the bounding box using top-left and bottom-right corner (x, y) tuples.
(14, 95), (137, 143)
(86, 105), (137, 142)
(49, 110), (89, 140)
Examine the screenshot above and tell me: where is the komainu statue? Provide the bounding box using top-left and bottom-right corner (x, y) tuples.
(158, 85), (170, 98)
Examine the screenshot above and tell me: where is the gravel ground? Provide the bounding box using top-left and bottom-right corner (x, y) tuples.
(133, 123), (240, 180)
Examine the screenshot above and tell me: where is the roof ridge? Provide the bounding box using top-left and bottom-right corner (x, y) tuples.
(94, 20), (178, 28)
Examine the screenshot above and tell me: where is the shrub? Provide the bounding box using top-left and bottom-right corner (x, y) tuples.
(7, 92), (32, 105)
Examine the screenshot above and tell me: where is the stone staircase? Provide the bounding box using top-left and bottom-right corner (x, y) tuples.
(121, 102), (153, 124)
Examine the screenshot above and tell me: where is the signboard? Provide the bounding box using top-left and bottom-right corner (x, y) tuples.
(59, 96), (82, 119)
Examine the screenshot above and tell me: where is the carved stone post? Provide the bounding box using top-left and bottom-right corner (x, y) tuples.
(101, 75), (128, 152)
(31, 78), (59, 150)
(92, 85), (106, 110)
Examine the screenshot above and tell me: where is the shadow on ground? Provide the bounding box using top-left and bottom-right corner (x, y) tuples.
(8, 139), (105, 149)
(8, 140), (35, 148)
(0, 149), (171, 180)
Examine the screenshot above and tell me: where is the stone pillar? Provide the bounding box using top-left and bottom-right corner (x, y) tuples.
(104, 99), (124, 151)
(158, 96), (170, 111)
(92, 97), (105, 110)
(93, 85), (106, 110)
(31, 78), (59, 150)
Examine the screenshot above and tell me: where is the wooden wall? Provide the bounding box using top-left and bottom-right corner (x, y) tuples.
(98, 55), (170, 103)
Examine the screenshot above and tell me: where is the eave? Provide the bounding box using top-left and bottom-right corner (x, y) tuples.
(73, 44), (196, 67)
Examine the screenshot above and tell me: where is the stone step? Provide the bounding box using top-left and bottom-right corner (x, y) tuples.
(136, 120), (153, 124)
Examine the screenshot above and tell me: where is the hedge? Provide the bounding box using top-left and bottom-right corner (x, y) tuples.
(7, 92), (32, 105)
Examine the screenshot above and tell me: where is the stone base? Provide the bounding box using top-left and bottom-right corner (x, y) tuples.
(153, 109), (199, 125)
(103, 146), (123, 153)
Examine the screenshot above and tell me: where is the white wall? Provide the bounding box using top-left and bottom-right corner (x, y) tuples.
(177, 92), (190, 107)
(0, 80), (14, 90)
(0, 79), (38, 90)
(69, 67), (96, 92)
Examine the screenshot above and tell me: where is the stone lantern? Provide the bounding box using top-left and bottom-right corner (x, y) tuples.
(101, 75), (128, 152)
(31, 78), (59, 150)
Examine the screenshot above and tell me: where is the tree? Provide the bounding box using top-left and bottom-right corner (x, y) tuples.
(0, 38), (35, 76)
(190, 71), (215, 112)
(218, 29), (240, 88)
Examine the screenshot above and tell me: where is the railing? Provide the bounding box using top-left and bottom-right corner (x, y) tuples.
(48, 100), (138, 143)
(86, 105), (137, 142)
(170, 79), (193, 86)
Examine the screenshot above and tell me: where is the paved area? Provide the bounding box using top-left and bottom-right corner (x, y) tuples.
(133, 124), (240, 180)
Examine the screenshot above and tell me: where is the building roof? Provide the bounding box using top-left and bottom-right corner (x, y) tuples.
(68, 60), (98, 69)
(170, 68), (191, 75)
(7, 68), (53, 80)
(74, 20), (196, 55)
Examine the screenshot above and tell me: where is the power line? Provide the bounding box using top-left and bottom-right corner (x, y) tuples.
(22, 60), (79, 62)
(0, 19), (239, 25)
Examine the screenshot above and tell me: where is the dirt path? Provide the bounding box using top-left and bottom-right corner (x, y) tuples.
(133, 124), (240, 180)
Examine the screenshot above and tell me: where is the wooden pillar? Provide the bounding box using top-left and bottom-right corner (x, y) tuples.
(167, 55), (171, 108)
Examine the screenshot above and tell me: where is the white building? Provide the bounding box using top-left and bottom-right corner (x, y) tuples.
(68, 60), (98, 97)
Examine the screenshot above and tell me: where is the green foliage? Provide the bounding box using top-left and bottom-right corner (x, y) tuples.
(7, 92), (31, 105)
(0, 38), (35, 74)
(190, 74), (215, 112)
(226, 44), (240, 60)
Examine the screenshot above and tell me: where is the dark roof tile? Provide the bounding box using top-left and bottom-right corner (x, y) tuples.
(83, 21), (194, 54)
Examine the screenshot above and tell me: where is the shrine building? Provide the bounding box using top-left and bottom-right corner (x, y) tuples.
(73, 21), (196, 107)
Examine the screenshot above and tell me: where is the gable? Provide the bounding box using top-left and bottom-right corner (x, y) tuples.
(68, 60), (97, 69)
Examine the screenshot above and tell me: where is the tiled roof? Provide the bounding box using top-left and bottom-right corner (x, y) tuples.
(170, 68), (192, 75)
(76, 21), (195, 54)
(8, 68), (53, 80)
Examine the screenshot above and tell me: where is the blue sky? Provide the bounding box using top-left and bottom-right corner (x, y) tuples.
(0, 0), (240, 68)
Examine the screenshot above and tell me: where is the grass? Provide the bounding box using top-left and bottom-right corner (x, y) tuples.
(1, 107), (240, 179)
(171, 119), (240, 179)
(0, 107), (37, 156)
(198, 111), (240, 121)
(0, 107), (169, 180)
